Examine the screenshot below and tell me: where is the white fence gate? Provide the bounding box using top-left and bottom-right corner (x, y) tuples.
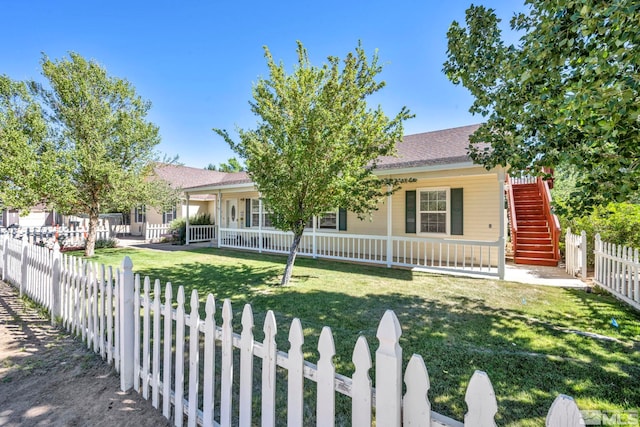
(594, 234), (640, 311)
(0, 236), (585, 426)
(565, 228), (587, 278)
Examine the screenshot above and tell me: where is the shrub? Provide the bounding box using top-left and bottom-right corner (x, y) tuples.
(563, 202), (640, 265)
(95, 237), (119, 249)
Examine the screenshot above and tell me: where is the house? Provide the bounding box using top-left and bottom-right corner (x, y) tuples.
(128, 165), (231, 236)
(179, 124), (510, 278)
(1, 204), (62, 228)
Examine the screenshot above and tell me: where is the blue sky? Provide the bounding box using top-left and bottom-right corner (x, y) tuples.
(1, 0), (524, 168)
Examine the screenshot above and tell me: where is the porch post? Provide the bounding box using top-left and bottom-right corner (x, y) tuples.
(217, 191), (222, 248)
(386, 185), (393, 268)
(498, 170), (506, 280)
(258, 196), (263, 253)
(185, 193), (190, 245)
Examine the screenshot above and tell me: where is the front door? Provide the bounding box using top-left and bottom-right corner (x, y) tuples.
(226, 199), (238, 229)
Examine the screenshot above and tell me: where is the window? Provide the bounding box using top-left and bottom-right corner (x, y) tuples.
(318, 211), (338, 229)
(419, 188), (449, 234)
(163, 207), (177, 224)
(134, 206), (146, 223)
(250, 199), (273, 227)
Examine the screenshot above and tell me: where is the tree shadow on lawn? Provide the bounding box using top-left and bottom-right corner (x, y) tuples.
(133, 253), (639, 425)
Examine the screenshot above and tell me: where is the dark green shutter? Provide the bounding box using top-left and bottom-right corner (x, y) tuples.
(451, 188), (463, 235)
(245, 198), (251, 227)
(406, 190), (416, 233)
(338, 208), (347, 231)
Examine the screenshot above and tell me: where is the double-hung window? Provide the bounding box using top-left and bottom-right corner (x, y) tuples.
(250, 199), (273, 227)
(134, 206), (146, 223)
(419, 188), (449, 234)
(318, 211), (338, 230)
(163, 207), (176, 224)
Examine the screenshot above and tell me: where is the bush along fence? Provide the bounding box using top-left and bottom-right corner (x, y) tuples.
(0, 236), (586, 426)
(594, 233), (640, 311)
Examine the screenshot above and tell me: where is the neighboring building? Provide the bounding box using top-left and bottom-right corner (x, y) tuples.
(1, 205), (62, 228)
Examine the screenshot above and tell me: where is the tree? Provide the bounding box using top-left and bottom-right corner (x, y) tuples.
(216, 42), (412, 285)
(443, 0), (640, 211)
(27, 53), (170, 256)
(204, 157), (245, 172)
(0, 76), (54, 212)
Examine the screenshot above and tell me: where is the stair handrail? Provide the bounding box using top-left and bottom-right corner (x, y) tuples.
(537, 173), (561, 261)
(506, 174), (518, 255)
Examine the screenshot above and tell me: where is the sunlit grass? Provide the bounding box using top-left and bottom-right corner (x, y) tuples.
(81, 246), (640, 426)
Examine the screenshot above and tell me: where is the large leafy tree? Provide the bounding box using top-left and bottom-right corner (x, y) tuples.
(0, 76), (55, 211)
(443, 0), (640, 211)
(1, 53), (172, 256)
(216, 42), (412, 285)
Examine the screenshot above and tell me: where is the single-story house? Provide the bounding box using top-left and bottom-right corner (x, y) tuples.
(178, 124), (509, 278)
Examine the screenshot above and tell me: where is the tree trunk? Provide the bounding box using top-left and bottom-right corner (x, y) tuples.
(281, 231), (303, 286)
(84, 207), (99, 257)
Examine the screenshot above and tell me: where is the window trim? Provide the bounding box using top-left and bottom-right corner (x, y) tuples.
(417, 187), (450, 236)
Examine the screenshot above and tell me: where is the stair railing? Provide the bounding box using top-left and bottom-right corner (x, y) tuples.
(506, 174), (518, 255)
(537, 172), (561, 261)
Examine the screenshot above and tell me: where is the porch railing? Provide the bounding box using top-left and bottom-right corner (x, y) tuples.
(188, 224), (217, 244)
(218, 228), (502, 278)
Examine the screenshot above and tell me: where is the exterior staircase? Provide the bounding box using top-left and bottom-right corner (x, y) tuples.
(508, 180), (560, 267)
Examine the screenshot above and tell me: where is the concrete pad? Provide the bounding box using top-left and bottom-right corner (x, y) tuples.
(504, 262), (588, 288)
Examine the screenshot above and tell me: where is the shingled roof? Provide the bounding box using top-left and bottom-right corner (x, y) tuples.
(179, 124), (482, 191)
(153, 164), (229, 188)
(375, 123), (480, 170)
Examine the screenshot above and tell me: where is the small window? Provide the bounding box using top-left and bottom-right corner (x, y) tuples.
(134, 206), (146, 223)
(318, 211), (338, 229)
(419, 189), (449, 234)
(163, 207), (177, 224)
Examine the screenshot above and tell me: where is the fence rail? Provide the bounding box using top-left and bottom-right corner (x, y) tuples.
(565, 228), (587, 278)
(594, 233), (640, 311)
(218, 228), (502, 278)
(0, 235), (585, 426)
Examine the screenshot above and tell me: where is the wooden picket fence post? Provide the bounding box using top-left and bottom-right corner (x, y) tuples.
(51, 243), (61, 325)
(119, 256), (135, 391)
(20, 238), (28, 297)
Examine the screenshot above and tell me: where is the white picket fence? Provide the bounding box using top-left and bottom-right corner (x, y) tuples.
(218, 228), (503, 278)
(0, 225), (111, 248)
(0, 236), (585, 426)
(145, 223), (172, 243)
(565, 228), (587, 278)
(594, 234), (640, 311)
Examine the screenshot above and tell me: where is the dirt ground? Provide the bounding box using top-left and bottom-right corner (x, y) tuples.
(0, 281), (171, 427)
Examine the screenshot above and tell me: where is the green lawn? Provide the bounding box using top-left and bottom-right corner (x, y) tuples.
(82, 246), (640, 426)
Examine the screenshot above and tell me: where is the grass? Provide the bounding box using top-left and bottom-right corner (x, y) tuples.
(81, 246), (640, 426)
